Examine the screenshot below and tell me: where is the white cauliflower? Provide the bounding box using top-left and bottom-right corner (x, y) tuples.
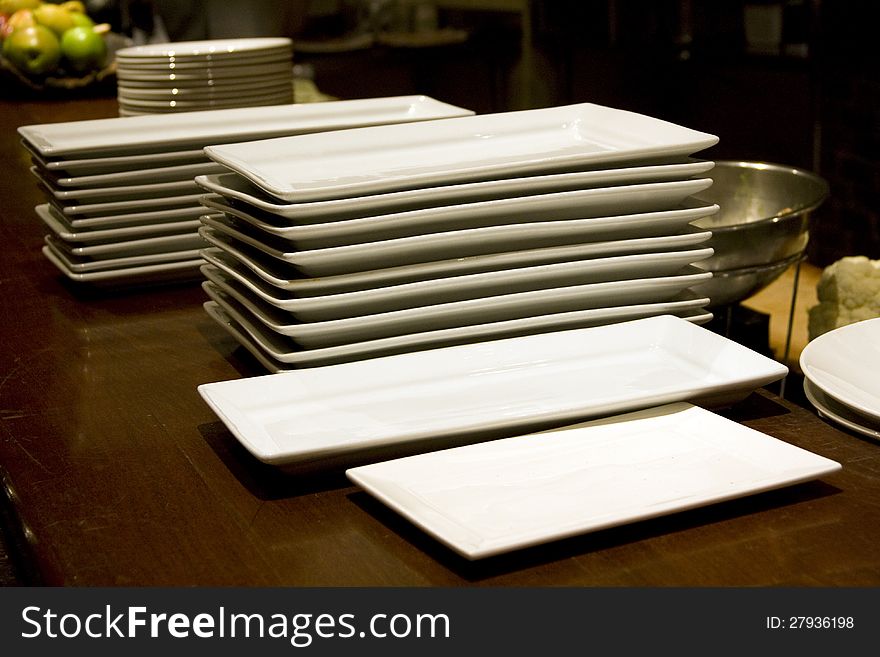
(808, 256), (880, 340)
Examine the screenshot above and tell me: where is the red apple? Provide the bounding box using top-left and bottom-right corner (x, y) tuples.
(1, 7), (35, 40)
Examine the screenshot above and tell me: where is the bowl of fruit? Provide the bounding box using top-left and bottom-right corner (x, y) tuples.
(1, 0), (124, 95)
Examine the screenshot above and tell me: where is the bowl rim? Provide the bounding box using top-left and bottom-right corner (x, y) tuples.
(694, 159), (830, 233)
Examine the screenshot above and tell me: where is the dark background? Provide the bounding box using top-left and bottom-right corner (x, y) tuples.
(282, 0), (878, 269)
(73, 0), (880, 268)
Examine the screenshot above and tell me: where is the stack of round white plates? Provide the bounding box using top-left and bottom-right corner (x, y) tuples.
(115, 38), (295, 116)
(800, 317), (880, 440)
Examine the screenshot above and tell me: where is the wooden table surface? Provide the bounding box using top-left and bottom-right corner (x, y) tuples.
(1, 96), (879, 587)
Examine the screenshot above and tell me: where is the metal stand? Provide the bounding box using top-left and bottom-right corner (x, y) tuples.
(711, 256), (806, 401)
(779, 255), (806, 399)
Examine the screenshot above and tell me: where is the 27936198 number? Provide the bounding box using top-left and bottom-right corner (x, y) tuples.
(790, 616), (854, 629)
(766, 616), (855, 629)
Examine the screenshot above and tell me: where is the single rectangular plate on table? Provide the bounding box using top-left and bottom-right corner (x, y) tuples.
(198, 315), (788, 466)
(18, 95), (474, 158)
(204, 102), (718, 201)
(346, 403), (841, 560)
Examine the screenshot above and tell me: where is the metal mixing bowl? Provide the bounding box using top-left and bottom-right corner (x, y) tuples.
(690, 160), (829, 307)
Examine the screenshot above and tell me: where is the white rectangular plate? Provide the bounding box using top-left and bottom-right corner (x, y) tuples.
(200, 226), (712, 297)
(201, 245), (712, 321)
(18, 95), (474, 157)
(60, 203), (207, 229)
(56, 193), (205, 217)
(194, 160), (715, 222)
(346, 403), (841, 559)
(202, 265), (711, 348)
(198, 315), (787, 466)
(199, 178), (712, 249)
(37, 204), (201, 243)
(42, 245), (203, 283)
(25, 143), (209, 175)
(43, 161), (227, 188)
(44, 237), (201, 273)
(199, 200), (719, 276)
(203, 294), (712, 372)
(45, 231), (205, 259)
(34, 167), (202, 202)
(204, 103), (718, 201)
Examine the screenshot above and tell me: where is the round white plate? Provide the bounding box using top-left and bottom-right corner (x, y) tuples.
(116, 61), (292, 83)
(800, 317), (880, 423)
(116, 38), (292, 60)
(803, 376), (880, 441)
(118, 94), (294, 113)
(116, 52), (292, 72)
(118, 81), (292, 99)
(117, 91), (293, 107)
(118, 85), (293, 111)
(116, 74), (292, 91)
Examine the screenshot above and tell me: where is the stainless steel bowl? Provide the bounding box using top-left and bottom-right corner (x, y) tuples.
(690, 160), (829, 307)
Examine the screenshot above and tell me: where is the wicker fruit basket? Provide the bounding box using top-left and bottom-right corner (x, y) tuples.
(1, 30), (128, 99)
(2, 51), (113, 88)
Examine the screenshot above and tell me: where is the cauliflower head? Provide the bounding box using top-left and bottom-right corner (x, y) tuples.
(808, 256), (880, 340)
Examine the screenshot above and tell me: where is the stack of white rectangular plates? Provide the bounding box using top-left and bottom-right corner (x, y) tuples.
(196, 102), (722, 370)
(18, 96), (474, 287)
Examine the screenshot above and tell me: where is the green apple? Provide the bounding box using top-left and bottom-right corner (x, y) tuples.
(2, 24), (61, 75)
(60, 24), (105, 72)
(69, 11), (94, 29)
(33, 3), (76, 37)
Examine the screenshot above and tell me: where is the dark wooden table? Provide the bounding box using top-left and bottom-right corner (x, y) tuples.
(1, 96), (879, 587)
